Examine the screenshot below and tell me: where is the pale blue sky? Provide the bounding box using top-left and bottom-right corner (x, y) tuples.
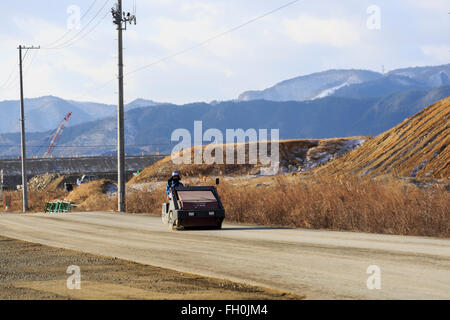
(0, 0), (448, 104)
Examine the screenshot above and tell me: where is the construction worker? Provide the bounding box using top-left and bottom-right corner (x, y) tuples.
(166, 171), (183, 199)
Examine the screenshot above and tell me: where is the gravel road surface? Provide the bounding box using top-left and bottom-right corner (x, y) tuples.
(0, 212), (448, 299)
(0, 235), (298, 300)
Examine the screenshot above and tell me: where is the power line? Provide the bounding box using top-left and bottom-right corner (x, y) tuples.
(52, 10), (111, 50)
(0, 65), (20, 91)
(23, 50), (39, 76)
(22, 49), (30, 61)
(2, 0), (300, 122)
(43, 0), (100, 48)
(1, 43), (41, 90)
(2, 0), (300, 102)
(2, 49), (39, 92)
(127, 0), (300, 77)
(1, 49), (33, 93)
(44, 0), (112, 49)
(76, 0), (301, 99)
(0, 61), (17, 89)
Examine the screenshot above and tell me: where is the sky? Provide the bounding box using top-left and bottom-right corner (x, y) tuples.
(0, 0), (448, 105)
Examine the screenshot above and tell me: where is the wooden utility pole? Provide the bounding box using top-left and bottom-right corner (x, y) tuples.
(18, 45), (40, 212)
(112, 1), (136, 212)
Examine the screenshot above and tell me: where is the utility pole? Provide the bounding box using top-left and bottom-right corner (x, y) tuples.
(18, 45), (40, 212)
(112, 1), (136, 212)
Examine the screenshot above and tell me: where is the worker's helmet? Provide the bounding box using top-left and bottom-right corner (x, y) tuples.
(172, 171), (180, 178)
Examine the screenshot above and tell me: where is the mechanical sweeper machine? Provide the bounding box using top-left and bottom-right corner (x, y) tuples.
(162, 186), (225, 230)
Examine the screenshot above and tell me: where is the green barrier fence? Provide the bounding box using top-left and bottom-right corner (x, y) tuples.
(44, 201), (73, 213)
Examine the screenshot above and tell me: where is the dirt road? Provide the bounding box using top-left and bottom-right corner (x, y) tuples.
(0, 236), (299, 300)
(0, 212), (449, 299)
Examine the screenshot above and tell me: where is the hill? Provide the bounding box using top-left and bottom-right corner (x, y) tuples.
(314, 97), (450, 179)
(128, 137), (366, 184)
(2, 87), (449, 158)
(238, 69), (382, 101)
(1, 64), (448, 136)
(238, 64), (450, 102)
(1, 64), (449, 158)
(0, 96), (163, 134)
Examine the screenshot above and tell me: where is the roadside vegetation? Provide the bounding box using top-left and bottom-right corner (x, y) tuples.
(1, 189), (66, 213)
(2, 175), (448, 238)
(218, 175), (449, 238)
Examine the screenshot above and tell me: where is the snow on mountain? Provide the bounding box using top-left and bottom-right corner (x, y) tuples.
(313, 82), (351, 99)
(388, 63), (450, 87)
(238, 69), (383, 102)
(238, 64), (450, 102)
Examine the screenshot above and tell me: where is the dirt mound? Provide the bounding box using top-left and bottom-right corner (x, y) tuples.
(28, 173), (80, 191)
(315, 96), (450, 179)
(128, 138), (366, 184)
(28, 174), (62, 191)
(65, 180), (117, 210)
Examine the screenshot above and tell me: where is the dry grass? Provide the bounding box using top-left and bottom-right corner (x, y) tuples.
(316, 97), (450, 179)
(120, 175), (450, 238)
(217, 175), (449, 237)
(3, 175), (448, 238)
(0, 189), (66, 213)
(0, 180), (117, 213)
(125, 185), (166, 214)
(64, 180), (116, 211)
(0, 181), (166, 214)
(128, 137), (366, 184)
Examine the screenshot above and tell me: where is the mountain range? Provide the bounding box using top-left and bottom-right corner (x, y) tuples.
(238, 64), (450, 101)
(0, 96), (162, 134)
(0, 63), (449, 157)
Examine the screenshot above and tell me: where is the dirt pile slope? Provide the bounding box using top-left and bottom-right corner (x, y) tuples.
(129, 138), (366, 184)
(65, 180), (117, 210)
(315, 97), (449, 179)
(28, 174), (62, 191)
(28, 173), (80, 191)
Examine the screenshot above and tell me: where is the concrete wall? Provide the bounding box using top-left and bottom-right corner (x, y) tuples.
(0, 155), (166, 188)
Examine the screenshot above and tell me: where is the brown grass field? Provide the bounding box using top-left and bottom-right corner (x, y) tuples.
(2, 175), (448, 238)
(315, 97), (449, 179)
(128, 137), (366, 184)
(217, 175), (449, 238)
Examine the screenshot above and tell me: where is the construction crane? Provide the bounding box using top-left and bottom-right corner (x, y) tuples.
(43, 112), (72, 158)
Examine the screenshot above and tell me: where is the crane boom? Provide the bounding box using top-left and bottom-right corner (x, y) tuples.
(43, 112), (72, 158)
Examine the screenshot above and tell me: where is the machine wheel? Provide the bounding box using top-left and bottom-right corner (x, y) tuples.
(162, 210), (169, 224)
(167, 212), (182, 231)
(162, 203), (170, 225)
(173, 219), (184, 231)
(166, 211), (174, 230)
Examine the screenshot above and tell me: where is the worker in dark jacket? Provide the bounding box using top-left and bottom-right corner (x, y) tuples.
(166, 171), (183, 198)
